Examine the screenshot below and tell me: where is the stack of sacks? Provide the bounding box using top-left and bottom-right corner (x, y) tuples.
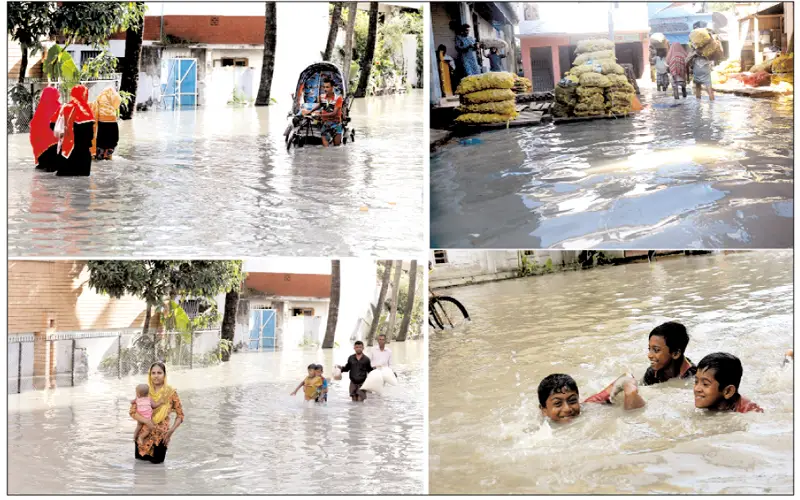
(771, 53), (793, 85)
(690, 28), (723, 59)
(554, 74), (579, 117)
(564, 39), (630, 117)
(455, 72), (519, 124)
(512, 75), (533, 94)
(712, 59), (742, 84)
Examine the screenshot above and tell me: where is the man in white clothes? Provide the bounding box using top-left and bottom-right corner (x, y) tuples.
(371, 334), (392, 369)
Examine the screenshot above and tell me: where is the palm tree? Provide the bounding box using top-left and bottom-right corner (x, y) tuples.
(396, 260), (417, 341)
(322, 260), (340, 348)
(367, 260), (392, 346)
(386, 260), (403, 340)
(342, 3), (358, 86)
(355, 1), (379, 98)
(323, 2), (342, 62)
(255, 2), (277, 106)
(220, 262), (243, 362)
(119, 1), (145, 120)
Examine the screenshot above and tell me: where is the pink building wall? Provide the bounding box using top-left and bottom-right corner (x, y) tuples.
(520, 33), (651, 90)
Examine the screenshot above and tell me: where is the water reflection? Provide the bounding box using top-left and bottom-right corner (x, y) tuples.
(431, 91), (793, 249)
(429, 252), (792, 494)
(9, 93), (424, 257)
(9, 341), (424, 494)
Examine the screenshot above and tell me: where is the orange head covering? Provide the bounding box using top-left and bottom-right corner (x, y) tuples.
(30, 87), (62, 163)
(59, 85), (95, 158)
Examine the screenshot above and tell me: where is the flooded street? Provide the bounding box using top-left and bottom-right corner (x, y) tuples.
(8, 92), (424, 257)
(429, 252), (792, 494)
(431, 91), (793, 249)
(8, 341), (424, 494)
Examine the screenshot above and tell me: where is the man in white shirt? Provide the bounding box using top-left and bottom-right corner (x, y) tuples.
(371, 334), (392, 369)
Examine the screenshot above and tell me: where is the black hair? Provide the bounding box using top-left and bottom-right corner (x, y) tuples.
(308, 363), (316, 370)
(322, 77), (333, 86)
(649, 322), (689, 355)
(149, 362), (166, 375)
(537, 374), (579, 408)
(354, 341), (364, 347)
(317, 365), (324, 372)
(437, 44), (447, 53)
(697, 352), (743, 393)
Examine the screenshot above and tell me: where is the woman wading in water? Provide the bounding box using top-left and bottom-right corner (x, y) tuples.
(130, 362), (184, 464)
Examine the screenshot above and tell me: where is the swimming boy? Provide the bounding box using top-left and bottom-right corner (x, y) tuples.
(694, 352), (763, 413)
(133, 383), (163, 445)
(314, 364), (329, 403)
(643, 321), (696, 386)
(539, 373), (645, 423)
(291, 364), (323, 401)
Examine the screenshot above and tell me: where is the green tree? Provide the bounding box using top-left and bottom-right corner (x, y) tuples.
(52, 2), (146, 47)
(324, 2), (343, 61)
(7, 2), (54, 83)
(220, 261), (245, 361)
(119, 1), (146, 120)
(255, 2), (277, 106)
(355, 2), (379, 98)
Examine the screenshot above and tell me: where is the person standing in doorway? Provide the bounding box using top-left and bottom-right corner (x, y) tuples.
(336, 341), (374, 402)
(455, 24), (482, 77)
(371, 334), (393, 370)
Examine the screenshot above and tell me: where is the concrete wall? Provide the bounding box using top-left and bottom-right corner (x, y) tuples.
(8, 261), (157, 335)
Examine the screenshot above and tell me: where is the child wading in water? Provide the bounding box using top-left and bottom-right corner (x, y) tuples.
(538, 373), (645, 423)
(133, 383), (164, 445)
(314, 365), (330, 403)
(643, 321), (696, 385)
(694, 352), (763, 413)
(291, 364), (323, 401)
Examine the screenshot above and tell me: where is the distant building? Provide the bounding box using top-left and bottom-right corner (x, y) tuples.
(516, 2), (650, 91)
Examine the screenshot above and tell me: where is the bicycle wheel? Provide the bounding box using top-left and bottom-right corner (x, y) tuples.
(429, 296), (469, 329)
(429, 303), (444, 330)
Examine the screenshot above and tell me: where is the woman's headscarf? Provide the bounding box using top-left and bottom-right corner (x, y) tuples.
(666, 42), (688, 80)
(30, 87), (62, 163)
(147, 362), (175, 424)
(95, 87), (122, 121)
(59, 85), (95, 158)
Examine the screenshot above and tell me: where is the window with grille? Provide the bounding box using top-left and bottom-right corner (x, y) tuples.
(219, 58), (248, 67)
(292, 308), (314, 316)
(434, 250), (448, 264)
(210, 16), (220, 26)
(82, 50), (101, 61)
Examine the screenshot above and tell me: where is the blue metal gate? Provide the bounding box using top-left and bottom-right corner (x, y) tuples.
(162, 58), (198, 109)
(249, 309), (276, 350)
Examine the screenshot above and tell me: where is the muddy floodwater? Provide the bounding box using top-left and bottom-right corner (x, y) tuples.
(431, 91), (793, 249)
(8, 341), (424, 494)
(8, 92), (424, 257)
(429, 252), (792, 494)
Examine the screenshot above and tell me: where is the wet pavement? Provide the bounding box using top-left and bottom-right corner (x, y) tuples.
(431, 89), (793, 249)
(8, 341), (424, 494)
(430, 251), (793, 494)
(8, 92), (424, 257)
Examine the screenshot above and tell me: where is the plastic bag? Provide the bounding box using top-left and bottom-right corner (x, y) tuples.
(598, 61), (625, 75)
(689, 28), (712, 48)
(457, 100), (517, 115)
(749, 60), (773, 73)
(568, 64), (600, 76)
(606, 74), (629, 87)
(460, 88), (516, 104)
(333, 366), (342, 381)
(455, 72), (516, 95)
(577, 93), (604, 108)
(771, 54), (794, 73)
(552, 102), (572, 117)
(576, 86), (603, 98)
(699, 38), (723, 59)
(579, 72), (612, 88)
(771, 72), (794, 85)
(360, 369), (384, 394)
(381, 366), (398, 386)
(555, 85), (577, 105)
(574, 50), (615, 66)
(455, 111), (519, 124)
(575, 38), (615, 55)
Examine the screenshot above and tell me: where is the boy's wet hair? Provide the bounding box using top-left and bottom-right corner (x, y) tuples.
(308, 363), (316, 370)
(354, 341), (364, 347)
(697, 352), (743, 392)
(537, 374), (579, 408)
(649, 321), (689, 355)
(136, 384), (150, 397)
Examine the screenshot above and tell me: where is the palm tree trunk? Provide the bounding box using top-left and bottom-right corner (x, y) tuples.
(18, 42), (28, 84)
(396, 260), (417, 341)
(386, 260), (403, 341)
(119, 2), (145, 120)
(367, 260), (392, 346)
(221, 284), (240, 362)
(342, 4), (358, 87)
(323, 2), (342, 62)
(255, 2), (277, 106)
(355, 1), (379, 98)
(322, 260), (341, 348)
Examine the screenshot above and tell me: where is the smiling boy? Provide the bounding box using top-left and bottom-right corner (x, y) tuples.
(643, 322), (696, 386)
(694, 352), (763, 413)
(538, 373), (645, 423)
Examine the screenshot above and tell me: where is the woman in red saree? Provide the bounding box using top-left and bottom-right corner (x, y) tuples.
(29, 87), (64, 172)
(130, 362), (185, 464)
(55, 85), (95, 177)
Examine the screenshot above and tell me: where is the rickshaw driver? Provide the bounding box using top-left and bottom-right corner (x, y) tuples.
(302, 77), (343, 147)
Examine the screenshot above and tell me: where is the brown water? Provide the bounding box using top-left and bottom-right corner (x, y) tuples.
(431, 91), (793, 249)
(8, 92), (424, 257)
(429, 252), (792, 494)
(8, 341), (424, 494)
